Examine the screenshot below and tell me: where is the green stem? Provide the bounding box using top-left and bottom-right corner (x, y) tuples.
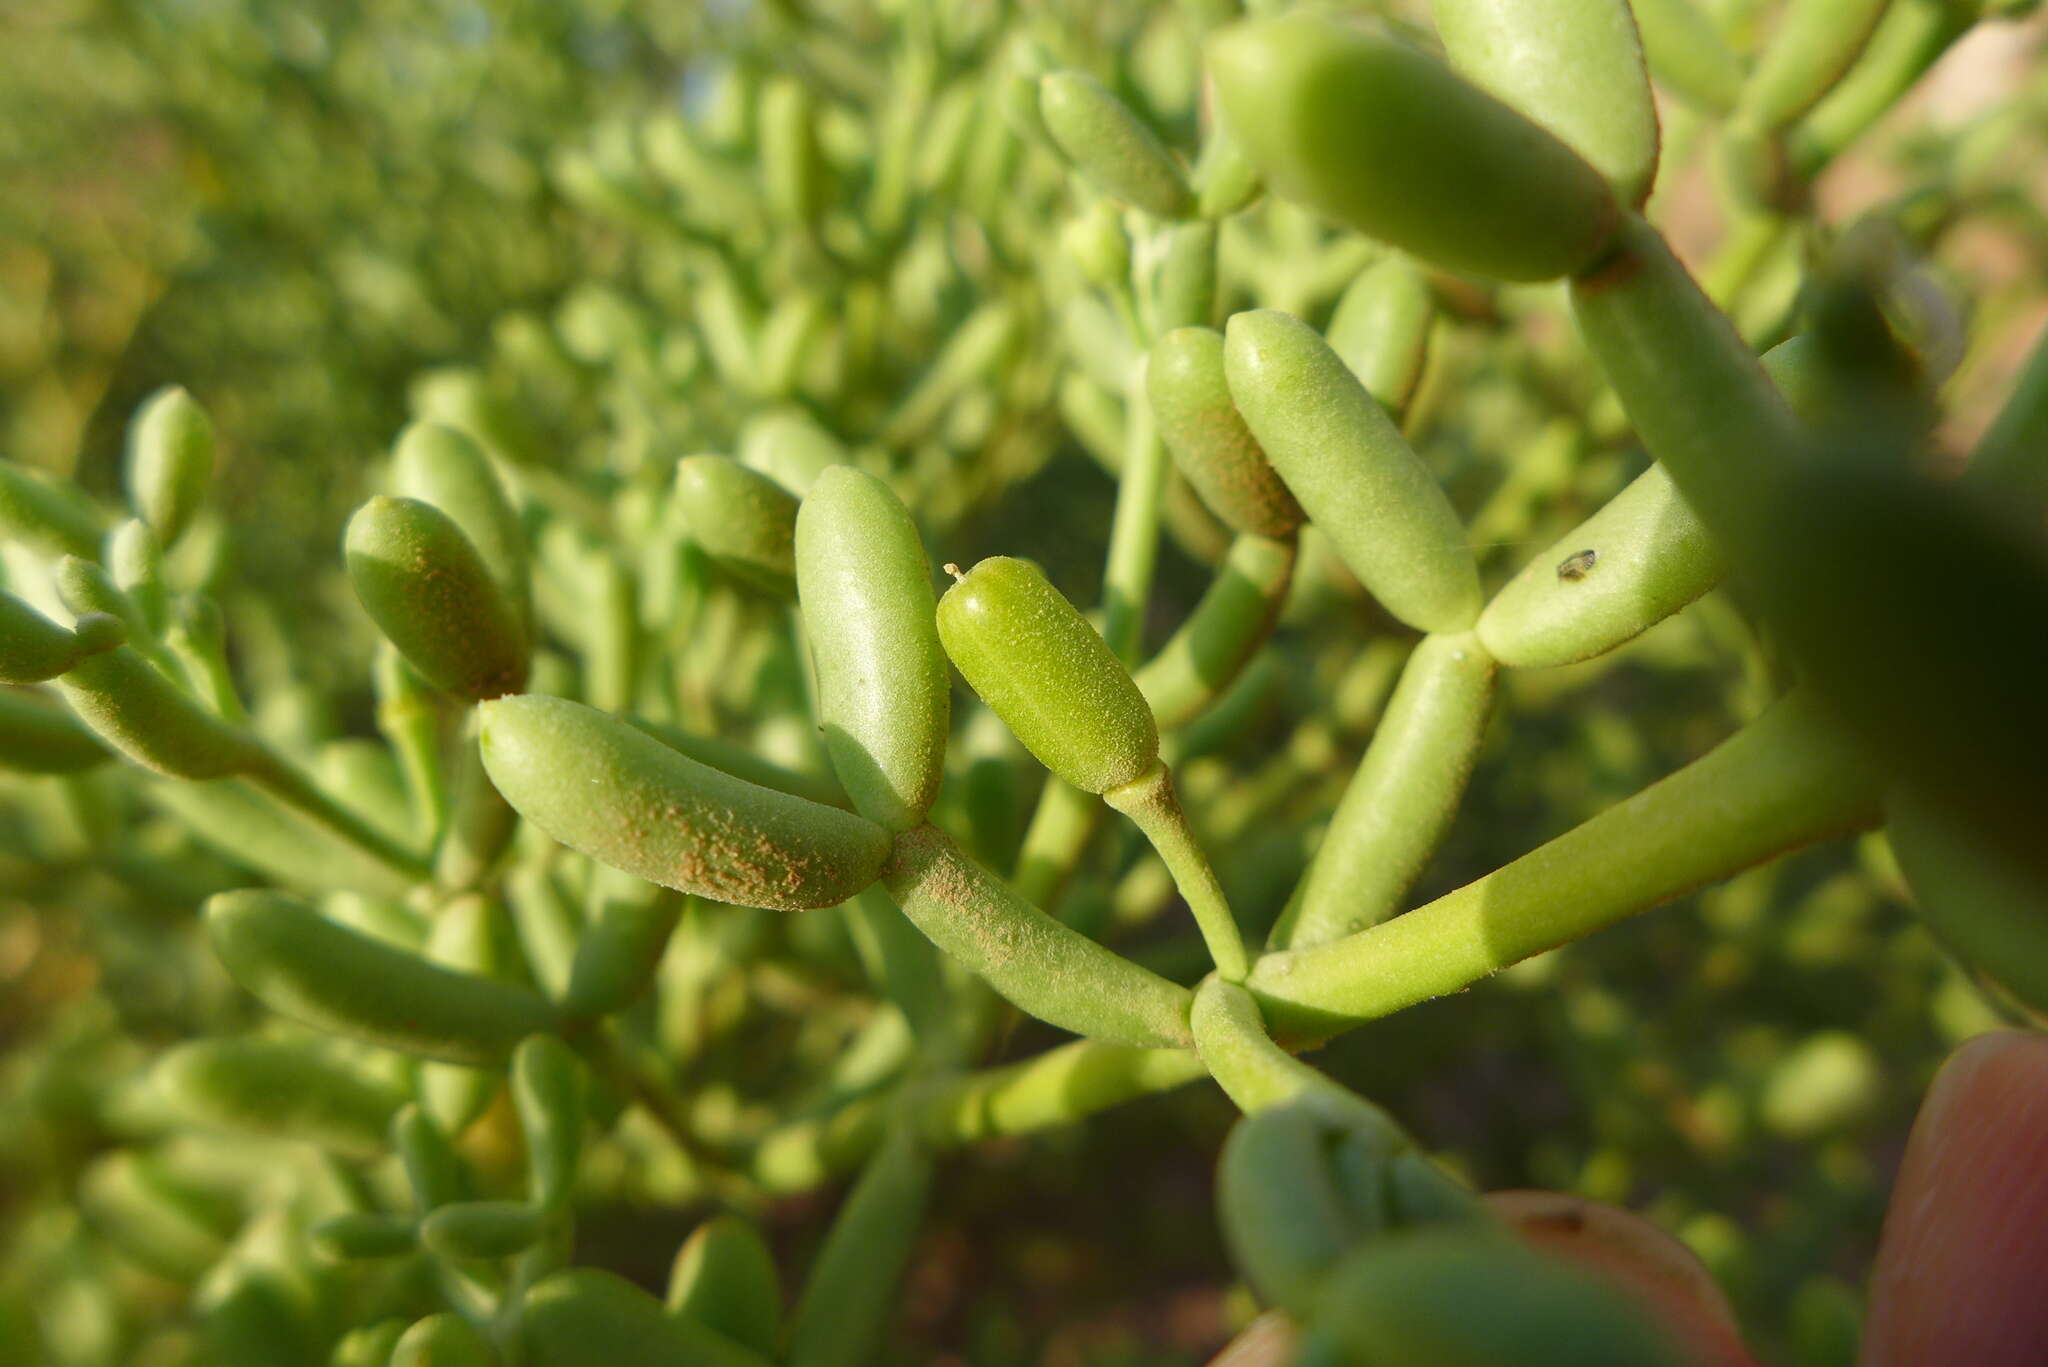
(575, 1024), (751, 1204)
(387, 725), (447, 843)
(882, 823), (1194, 1050)
(433, 712), (516, 892)
(166, 625), (248, 727)
(1103, 763), (1249, 981)
(1011, 773), (1101, 908)
(584, 554), (640, 716)
(1134, 532), (1297, 730)
(1570, 214), (1804, 554)
(1189, 977), (1365, 1117)
(749, 1039), (1209, 1193)
(1100, 360), (1170, 664)
(245, 751), (433, 885)
(1246, 690), (1881, 1038)
(1011, 312), (1174, 904)
(1272, 632), (1496, 950)
(1698, 212), (1789, 308)
(842, 886), (955, 1061)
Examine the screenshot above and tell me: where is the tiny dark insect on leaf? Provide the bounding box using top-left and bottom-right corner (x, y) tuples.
(1556, 548), (1598, 581)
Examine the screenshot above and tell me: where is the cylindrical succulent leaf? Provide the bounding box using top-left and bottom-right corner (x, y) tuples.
(478, 693), (893, 910)
(124, 385), (216, 549)
(58, 644), (271, 780)
(665, 1216), (783, 1357)
(391, 421), (532, 639)
(1207, 14), (1621, 281)
(795, 466), (949, 832)
(0, 461), (102, 559)
(523, 1268), (777, 1367)
(674, 455), (801, 599)
(1430, 0), (1660, 206)
(345, 495), (529, 700)
(1148, 327), (1305, 540)
(154, 1038), (408, 1158)
(1224, 310), (1480, 633)
(419, 1200), (548, 1261)
(936, 557), (1159, 795)
(1038, 71), (1193, 219)
(0, 590), (106, 684)
(0, 687), (110, 773)
(1324, 260), (1436, 420)
(1301, 1228), (1684, 1365)
(391, 1313), (498, 1367)
(205, 890), (557, 1066)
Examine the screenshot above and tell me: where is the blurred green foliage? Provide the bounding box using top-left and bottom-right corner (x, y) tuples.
(1, 0), (2045, 1363)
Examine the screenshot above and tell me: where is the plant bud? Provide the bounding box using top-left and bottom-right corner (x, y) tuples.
(795, 466), (949, 832)
(1060, 202), (1131, 291)
(1149, 328), (1304, 539)
(346, 495), (528, 699)
(1224, 310), (1480, 632)
(1207, 15), (1620, 281)
(1477, 464), (1723, 669)
(478, 693), (893, 910)
(1193, 127), (1264, 219)
(936, 557), (1159, 795)
(334, 1323), (410, 1367)
(673, 455), (800, 599)
(1476, 335), (1819, 669)
(108, 518), (169, 634)
(392, 1103), (466, 1212)
(54, 556), (153, 647)
(1038, 71), (1193, 219)
(124, 386), (215, 549)
(562, 875), (679, 1022)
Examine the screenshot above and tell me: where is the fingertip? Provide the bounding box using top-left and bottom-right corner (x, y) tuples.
(1864, 1029), (2048, 1367)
